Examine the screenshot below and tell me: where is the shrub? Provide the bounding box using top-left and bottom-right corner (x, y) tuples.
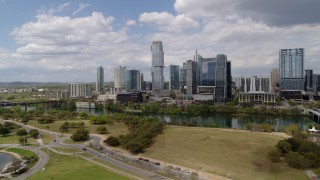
(268, 148), (281, 163)
(71, 128), (89, 142)
(285, 152), (308, 169)
(276, 140), (292, 155)
(104, 136), (120, 147)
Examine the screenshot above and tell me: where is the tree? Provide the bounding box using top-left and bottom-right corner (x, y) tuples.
(286, 125), (301, 136)
(18, 136), (28, 145)
(59, 123), (69, 132)
(96, 126), (108, 134)
(71, 128), (89, 142)
(276, 140), (292, 155)
(29, 129), (40, 139)
(285, 151), (308, 169)
(0, 127), (10, 136)
(104, 136), (120, 147)
(268, 148), (281, 162)
(16, 129), (28, 137)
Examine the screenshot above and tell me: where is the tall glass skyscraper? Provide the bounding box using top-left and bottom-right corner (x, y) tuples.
(279, 48), (304, 90)
(96, 66), (104, 94)
(125, 69), (141, 91)
(169, 65), (180, 90)
(114, 66), (126, 89)
(151, 41), (164, 90)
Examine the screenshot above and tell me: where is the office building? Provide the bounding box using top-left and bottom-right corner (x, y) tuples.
(313, 74), (320, 93)
(68, 83), (92, 98)
(214, 54), (228, 102)
(114, 66), (126, 89)
(271, 68), (280, 93)
(239, 76), (270, 93)
(179, 62), (186, 92)
(125, 69), (141, 91)
(96, 66), (104, 95)
(151, 41), (164, 90)
(169, 65), (180, 90)
(186, 60), (197, 94)
(305, 69), (313, 92)
(279, 48), (304, 91)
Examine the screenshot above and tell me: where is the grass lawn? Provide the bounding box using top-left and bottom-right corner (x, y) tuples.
(50, 147), (81, 153)
(27, 121), (128, 136)
(63, 139), (89, 144)
(144, 126), (308, 180)
(40, 134), (55, 145)
(0, 134), (19, 144)
(27, 151), (134, 180)
(78, 152), (94, 158)
(6, 148), (39, 168)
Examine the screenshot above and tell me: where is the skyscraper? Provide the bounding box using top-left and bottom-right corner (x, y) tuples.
(96, 66), (104, 95)
(214, 54), (228, 102)
(68, 83), (92, 98)
(114, 66), (126, 89)
(305, 69), (313, 92)
(271, 68), (279, 93)
(169, 65), (180, 90)
(186, 60), (197, 94)
(151, 41), (164, 90)
(125, 69), (141, 91)
(279, 48), (304, 90)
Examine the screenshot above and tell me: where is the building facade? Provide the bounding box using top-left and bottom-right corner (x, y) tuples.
(169, 65), (180, 90)
(96, 66), (104, 95)
(186, 60), (197, 94)
(271, 68), (279, 93)
(68, 83), (92, 98)
(151, 41), (164, 90)
(114, 66), (126, 89)
(279, 48), (304, 91)
(305, 69), (313, 92)
(125, 69), (141, 91)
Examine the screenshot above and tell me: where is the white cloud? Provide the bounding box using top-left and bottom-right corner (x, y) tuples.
(57, 2), (71, 12)
(139, 11), (199, 32)
(72, 3), (90, 16)
(126, 19), (136, 26)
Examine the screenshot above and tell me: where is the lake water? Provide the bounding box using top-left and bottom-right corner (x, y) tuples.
(0, 153), (14, 172)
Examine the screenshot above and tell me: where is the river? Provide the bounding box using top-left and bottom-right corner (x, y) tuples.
(76, 108), (314, 131)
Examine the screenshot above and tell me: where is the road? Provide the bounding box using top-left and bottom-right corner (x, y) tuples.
(1, 120), (173, 180)
(0, 144), (49, 180)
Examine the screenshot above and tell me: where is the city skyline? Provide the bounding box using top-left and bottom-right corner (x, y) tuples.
(0, 0), (320, 82)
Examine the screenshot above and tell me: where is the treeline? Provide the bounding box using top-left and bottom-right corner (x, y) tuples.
(104, 115), (165, 154)
(104, 101), (306, 117)
(268, 126), (320, 169)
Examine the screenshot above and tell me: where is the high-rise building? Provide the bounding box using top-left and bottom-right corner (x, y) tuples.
(140, 73), (146, 91)
(151, 41), (164, 90)
(279, 48), (304, 91)
(125, 69), (141, 91)
(305, 69), (313, 92)
(313, 74), (320, 93)
(179, 62), (186, 92)
(96, 66), (104, 95)
(238, 76), (270, 93)
(214, 54), (228, 102)
(169, 65), (180, 90)
(271, 68), (279, 93)
(68, 83), (92, 98)
(114, 66), (126, 89)
(186, 60), (197, 94)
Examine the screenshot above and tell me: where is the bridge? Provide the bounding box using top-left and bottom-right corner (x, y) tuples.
(0, 100), (60, 111)
(307, 109), (320, 123)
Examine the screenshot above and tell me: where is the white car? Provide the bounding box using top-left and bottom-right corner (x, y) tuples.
(101, 153), (106, 157)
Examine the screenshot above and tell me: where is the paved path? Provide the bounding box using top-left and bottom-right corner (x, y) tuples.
(0, 144), (49, 180)
(306, 170), (319, 180)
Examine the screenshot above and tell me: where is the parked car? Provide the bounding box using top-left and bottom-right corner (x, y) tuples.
(138, 157), (144, 160)
(144, 159), (149, 162)
(82, 148), (87, 151)
(154, 162), (160, 166)
(183, 170), (190, 173)
(174, 167), (181, 171)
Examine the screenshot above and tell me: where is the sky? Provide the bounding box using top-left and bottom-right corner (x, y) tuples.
(0, 0), (320, 82)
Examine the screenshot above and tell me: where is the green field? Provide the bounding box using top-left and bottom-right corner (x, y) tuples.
(144, 126), (308, 180)
(6, 148), (39, 168)
(27, 120), (128, 136)
(0, 134), (19, 144)
(50, 147), (81, 153)
(27, 151), (133, 180)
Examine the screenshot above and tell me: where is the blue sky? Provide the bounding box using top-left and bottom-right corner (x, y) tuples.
(0, 0), (320, 82)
